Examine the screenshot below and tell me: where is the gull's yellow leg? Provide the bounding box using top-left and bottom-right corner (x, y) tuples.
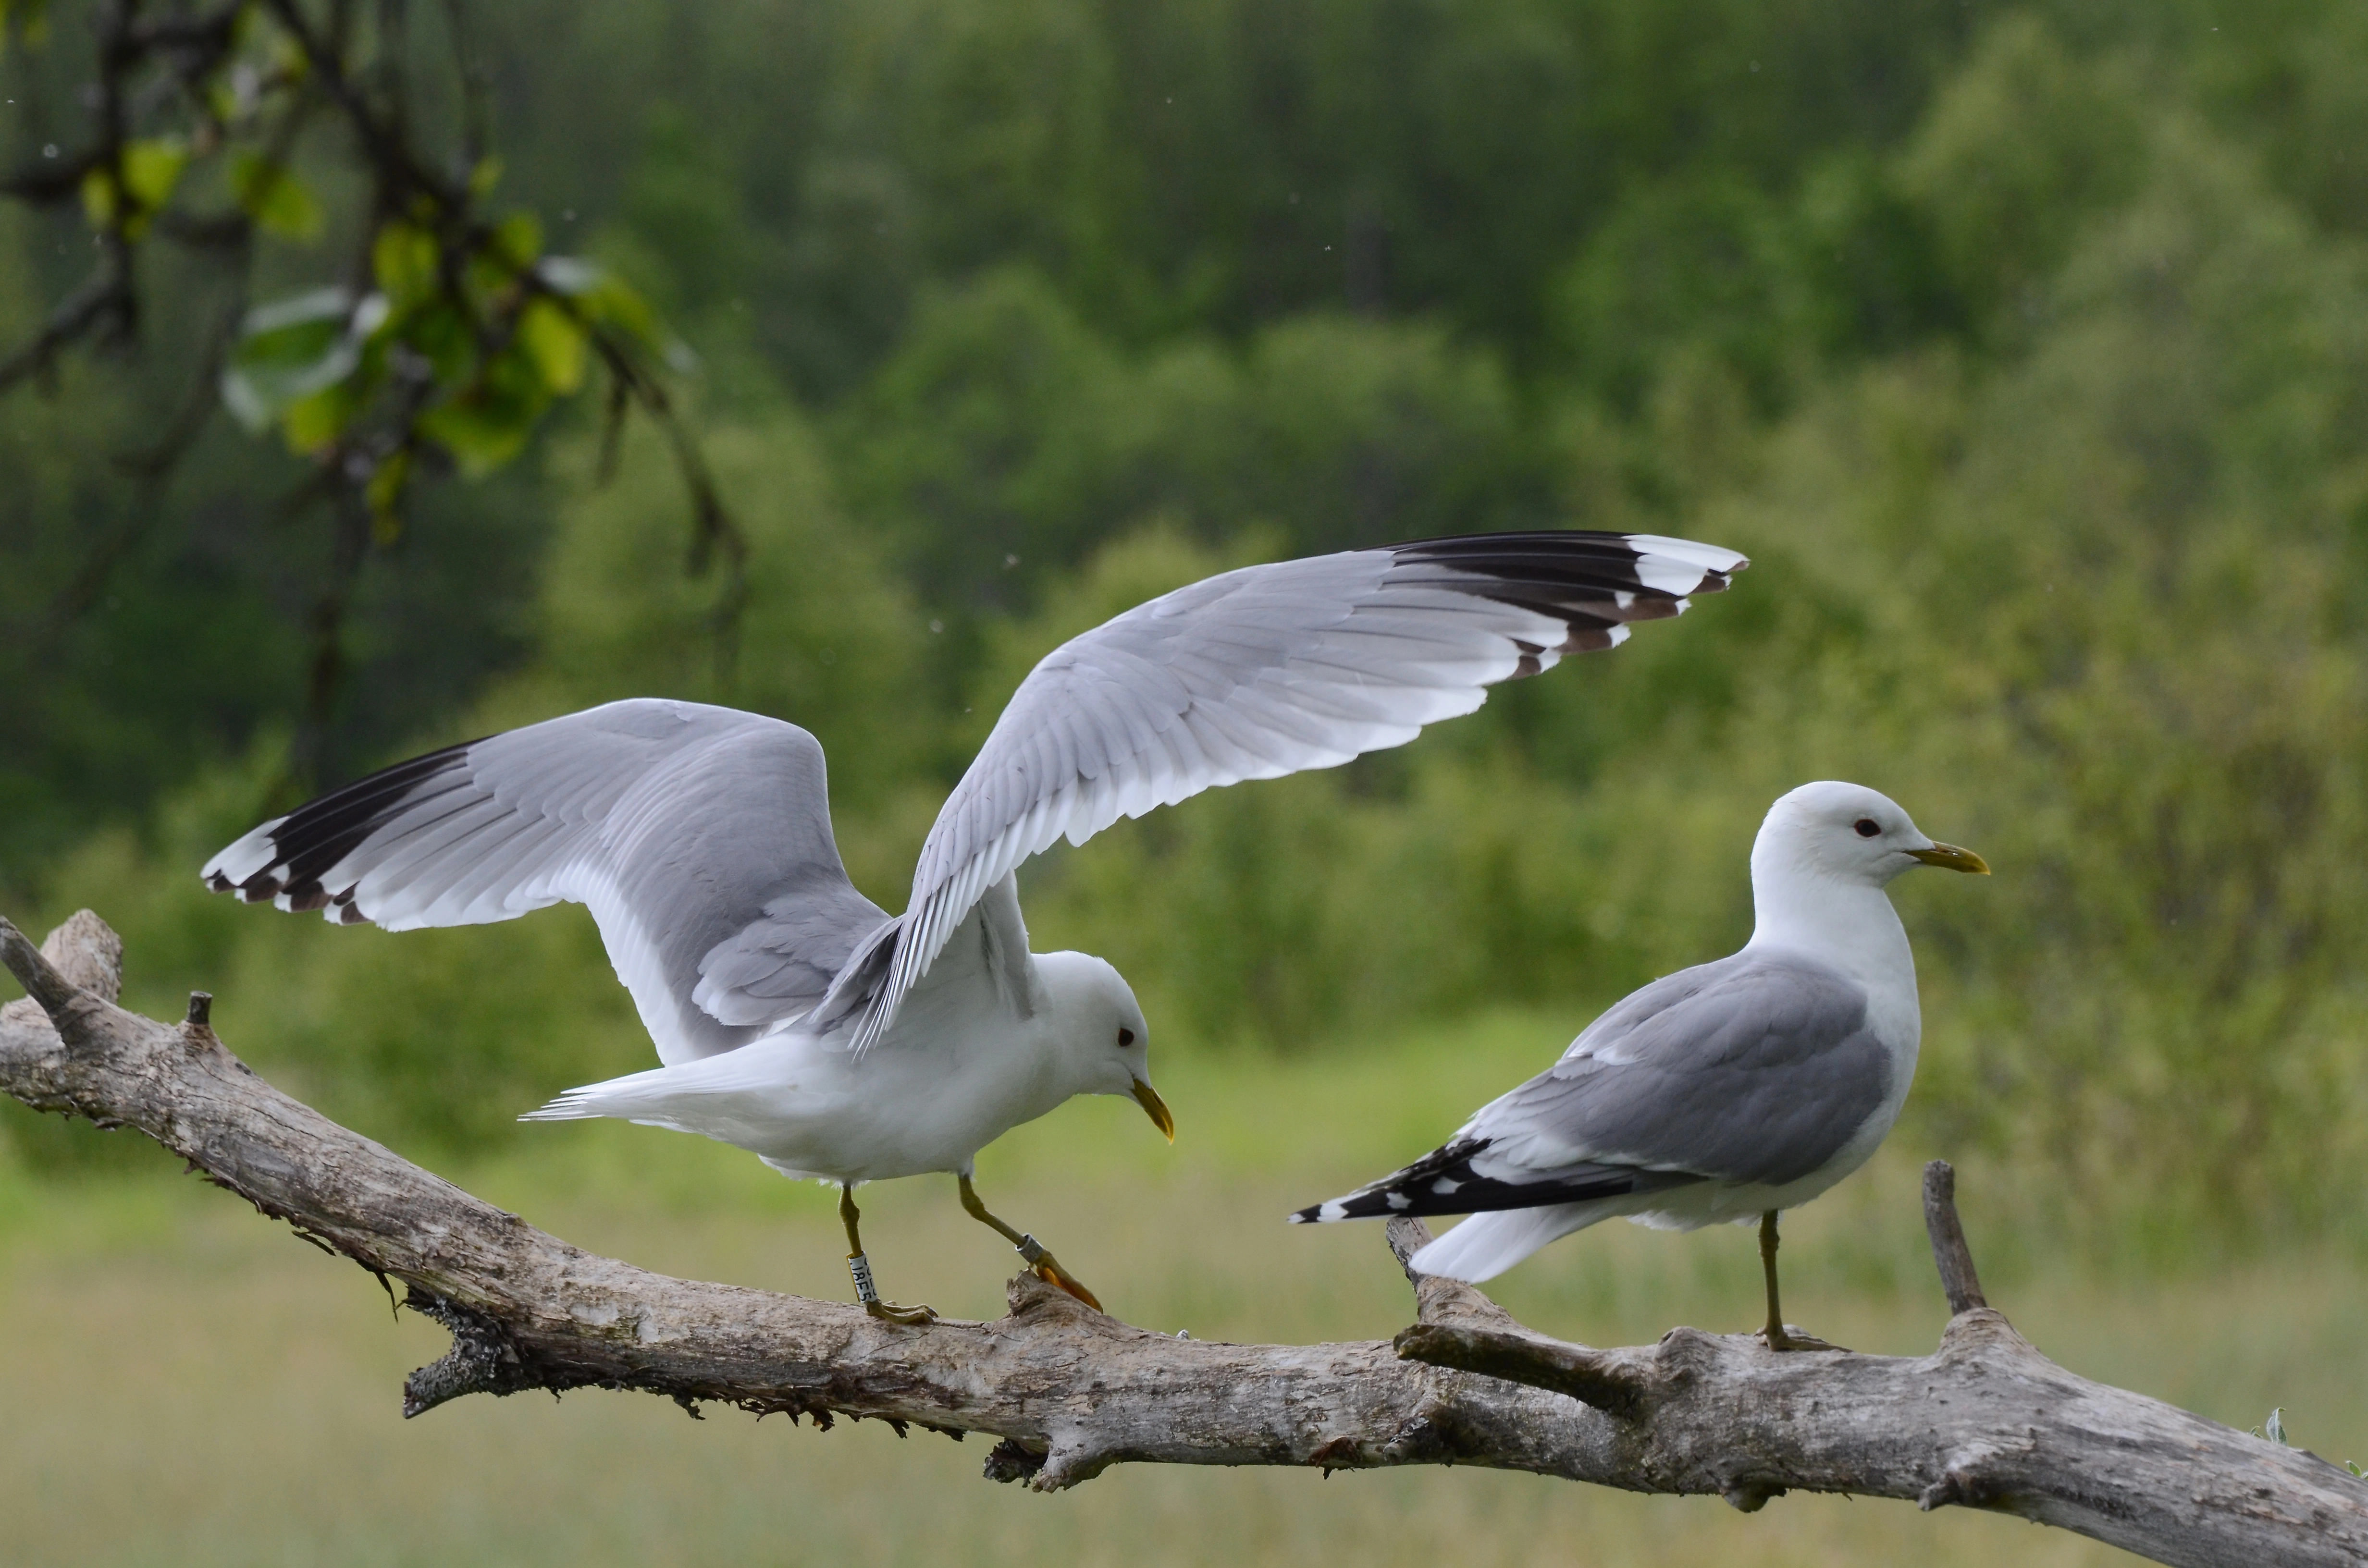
(1757, 1210), (1841, 1353)
(839, 1184), (936, 1325)
(959, 1174), (1103, 1311)
(1758, 1210), (1794, 1348)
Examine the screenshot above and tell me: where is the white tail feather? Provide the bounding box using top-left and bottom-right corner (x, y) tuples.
(1406, 1203), (1608, 1282)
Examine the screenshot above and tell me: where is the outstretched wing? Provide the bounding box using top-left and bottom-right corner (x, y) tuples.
(201, 698), (889, 1064)
(845, 530), (1746, 1052)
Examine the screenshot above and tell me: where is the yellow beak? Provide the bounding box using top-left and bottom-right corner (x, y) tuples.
(1132, 1078), (1175, 1143)
(1907, 842), (1990, 875)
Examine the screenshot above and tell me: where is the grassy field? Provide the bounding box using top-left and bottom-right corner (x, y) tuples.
(1, 1010), (2358, 1568)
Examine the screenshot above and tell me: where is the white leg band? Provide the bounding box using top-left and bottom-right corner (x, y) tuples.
(848, 1251), (880, 1306)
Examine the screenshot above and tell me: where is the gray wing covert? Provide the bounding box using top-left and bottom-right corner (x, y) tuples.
(854, 530), (1749, 1052)
(201, 698), (888, 1064)
(1469, 949), (1889, 1189)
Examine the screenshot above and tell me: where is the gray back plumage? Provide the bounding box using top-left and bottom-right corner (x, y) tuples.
(1296, 946), (1889, 1225)
(1475, 948), (1888, 1188)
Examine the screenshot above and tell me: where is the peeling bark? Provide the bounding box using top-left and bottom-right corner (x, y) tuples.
(3, 911), (2363, 1566)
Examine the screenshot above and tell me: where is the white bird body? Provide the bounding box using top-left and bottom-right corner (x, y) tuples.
(1299, 781), (1986, 1294)
(530, 944), (1142, 1186)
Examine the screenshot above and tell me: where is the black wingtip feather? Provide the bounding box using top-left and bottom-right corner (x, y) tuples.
(1296, 1136), (1708, 1222)
(208, 737), (487, 916)
(1382, 532), (1742, 657)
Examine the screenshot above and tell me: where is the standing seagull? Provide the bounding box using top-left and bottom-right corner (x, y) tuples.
(202, 530), (1745, 1322)
(1292, 781), (1986, 1349)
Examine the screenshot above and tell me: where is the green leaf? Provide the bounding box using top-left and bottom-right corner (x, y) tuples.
(78, 137), (188, 239)
(121, 138), (187, 210)
(79, 167), (115, 230)
(372, 220), (442, 308)
(0, 0), (53, 55)
(219, 288), (378, 433)
(230, 151), (324, 242)
(536, 256), (660, 348)
(417, 341), (556, 476)
(396, 297), (479, 386)
(468, 156), (504, 199)
(365, 449), (412, 540)
(279, 377), (365, 453)
(417, 394), (533, 476)
(517, 298), (588, 394)
(488, 212), (547, 273)
(533, 256), (603, 296)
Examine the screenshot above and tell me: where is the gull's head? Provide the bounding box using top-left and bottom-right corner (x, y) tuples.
(1754, 781), (1989, 891)
(1034, 952), (1172, 1142)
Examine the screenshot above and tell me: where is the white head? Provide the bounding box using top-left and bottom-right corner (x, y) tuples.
(1030, 951), (1172, 1142)
(1751, 781), (1989, 892)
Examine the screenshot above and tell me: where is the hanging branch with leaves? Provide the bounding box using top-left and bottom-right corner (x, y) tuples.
(0, 0), (742, 750)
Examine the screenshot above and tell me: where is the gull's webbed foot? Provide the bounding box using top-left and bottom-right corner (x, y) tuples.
(957, 1173), (1105, 1313)
(1757, 1323), (1847, 1353)
(848, 1250), (937, 1324)
(838, 1186), (935, 1324)
(1024, 1250), (1103, 1312)
(863, 1296), (940, 1326)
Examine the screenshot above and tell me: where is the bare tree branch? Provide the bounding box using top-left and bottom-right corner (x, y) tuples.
(1922, 1158), (1989, 1314)
(0, 263), (134, 394)
(3, 909), (2364, 1568)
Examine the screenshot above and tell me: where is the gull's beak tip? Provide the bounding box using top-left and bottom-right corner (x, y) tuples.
(1132, 1078), (1175, 1143)
(1908, 841), (1990, 875)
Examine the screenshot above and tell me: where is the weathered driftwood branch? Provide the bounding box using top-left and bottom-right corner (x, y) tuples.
(4, 912), (2364, 1567)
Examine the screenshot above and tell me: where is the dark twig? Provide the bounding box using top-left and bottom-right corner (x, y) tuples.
(1922, 1159), (1988, 1315)
(0, 148), (109, 201)
(438, 0), (491, 173)
(1393, 1320), (1656, 1419)
(258, 0), (453, 209)
(587, 326), (749, 674)
(0, 266), (135, 394)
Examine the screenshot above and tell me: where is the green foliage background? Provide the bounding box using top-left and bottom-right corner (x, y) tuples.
(8, 2), (2368, 1262)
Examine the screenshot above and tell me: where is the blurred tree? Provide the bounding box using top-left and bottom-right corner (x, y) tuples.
(835, 266), (1552, 616)
(10, 0), (2368, 1254)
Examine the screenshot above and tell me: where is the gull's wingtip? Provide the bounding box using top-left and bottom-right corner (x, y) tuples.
(1623, 532), (1751, 576)
(518, 1090), (596, 1123)
(199, 816), (289, 897)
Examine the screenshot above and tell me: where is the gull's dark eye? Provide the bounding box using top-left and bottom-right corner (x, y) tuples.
(1118, 1028), (1136, 1048)
(1853, 818), (1881, 838)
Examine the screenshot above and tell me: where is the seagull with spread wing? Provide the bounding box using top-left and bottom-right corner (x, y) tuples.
(202, 530), (1745, 1321)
